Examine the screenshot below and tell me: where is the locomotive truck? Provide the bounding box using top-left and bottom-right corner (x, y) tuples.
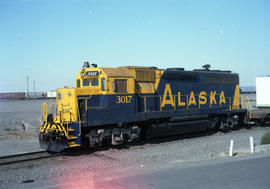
(40, 62), (248, 152)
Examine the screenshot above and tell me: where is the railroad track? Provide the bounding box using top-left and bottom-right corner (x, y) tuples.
(0, 151), (59, 166)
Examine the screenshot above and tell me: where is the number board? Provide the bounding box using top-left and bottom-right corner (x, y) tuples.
(86, 71), (99, 77)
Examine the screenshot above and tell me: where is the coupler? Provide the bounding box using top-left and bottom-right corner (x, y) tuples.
(39, 131), (68, 153)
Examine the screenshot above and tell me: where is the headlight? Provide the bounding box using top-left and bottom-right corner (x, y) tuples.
(57, 93), (62, 100)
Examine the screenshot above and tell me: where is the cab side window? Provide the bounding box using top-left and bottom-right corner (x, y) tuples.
(101, 78), (106, 91)
(113, 79), (127, 93)
(91, 79), (99, 86)
(77, 79), (81, 88)
(83, 79), (90, 86)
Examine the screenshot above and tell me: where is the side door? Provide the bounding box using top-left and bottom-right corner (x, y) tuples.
(78, 98), (87, 125)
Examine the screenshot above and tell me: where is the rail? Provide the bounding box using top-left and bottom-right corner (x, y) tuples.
(0, 151), (59, 166)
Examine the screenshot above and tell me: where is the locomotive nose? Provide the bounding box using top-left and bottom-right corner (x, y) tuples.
(39, 114), (68, 153)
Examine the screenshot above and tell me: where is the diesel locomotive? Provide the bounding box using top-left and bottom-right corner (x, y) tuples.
(40, 62), (248, 152)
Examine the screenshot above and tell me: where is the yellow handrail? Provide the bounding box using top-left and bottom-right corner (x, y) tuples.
(244, 97), (252, 120)
(76, 100), (81, 136)
(40, 103), (45, 125)
(144, 97), (146, 112)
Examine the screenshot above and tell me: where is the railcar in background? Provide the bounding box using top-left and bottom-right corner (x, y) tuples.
(249, 77), (270, 125)
(39, 62), (249, 152)
(0, 92), (25, 99)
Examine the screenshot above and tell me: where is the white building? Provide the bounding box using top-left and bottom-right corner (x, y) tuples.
(47, 91), (57, 98)
(256, 77), (270, 108)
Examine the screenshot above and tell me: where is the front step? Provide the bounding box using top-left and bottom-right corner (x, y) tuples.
(68, 141), (81, 147)
(68, 128), (74, 132)
(66, 122), (82, 148)
(68, 136), (78, 140)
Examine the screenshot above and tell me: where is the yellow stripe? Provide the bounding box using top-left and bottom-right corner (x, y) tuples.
(232, 84), (240, 109)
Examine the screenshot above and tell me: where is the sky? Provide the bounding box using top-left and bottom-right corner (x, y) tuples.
(0, 0), (269, 93)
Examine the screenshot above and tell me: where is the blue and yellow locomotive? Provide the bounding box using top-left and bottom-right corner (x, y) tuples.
(40, 62), (248, 152)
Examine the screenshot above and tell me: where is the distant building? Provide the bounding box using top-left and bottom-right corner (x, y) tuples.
(47, 91), (57, 98)
(240, 86), (256, 93)
(0, 92), (25, 99)
(27, 92), (45, 99)
(256, 77), (270, 108)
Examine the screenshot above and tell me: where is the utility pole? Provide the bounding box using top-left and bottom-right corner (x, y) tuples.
(27, 75), (29, 97)
(34, 80), (35, 93)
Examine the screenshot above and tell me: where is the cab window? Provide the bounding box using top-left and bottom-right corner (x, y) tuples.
(77, 79), (81, 88)
(101, 78), (106, 91)
(114, 79), (127, 93)
(83, 79), (90, 86)
(91, 79), (99, 86)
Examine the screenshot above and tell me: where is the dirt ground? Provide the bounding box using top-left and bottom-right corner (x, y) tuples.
(0, 99), (55, 139)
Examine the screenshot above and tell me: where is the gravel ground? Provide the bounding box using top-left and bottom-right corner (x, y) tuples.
(0, 99), (54, 139)
(0, 126), (270, 188)
(0, 138), (42, 156)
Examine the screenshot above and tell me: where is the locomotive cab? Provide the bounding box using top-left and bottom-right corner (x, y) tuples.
(39, 62), (137, 152)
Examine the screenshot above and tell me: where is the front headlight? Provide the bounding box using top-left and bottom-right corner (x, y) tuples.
(57, 93), (62, 100)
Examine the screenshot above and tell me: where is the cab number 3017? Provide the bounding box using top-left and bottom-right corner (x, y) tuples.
(116, 96), (132, 104)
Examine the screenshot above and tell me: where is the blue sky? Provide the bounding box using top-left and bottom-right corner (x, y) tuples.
(0, 0), (269, 92)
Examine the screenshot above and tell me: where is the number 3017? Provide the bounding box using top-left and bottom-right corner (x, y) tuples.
(116, 96), (132, 104)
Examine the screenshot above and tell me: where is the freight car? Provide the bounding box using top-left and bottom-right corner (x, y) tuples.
(0, 92), (25, 99)
(39, 62), (248, 152)
(248, 77), (270, 125)
(27, 92), (46, 99)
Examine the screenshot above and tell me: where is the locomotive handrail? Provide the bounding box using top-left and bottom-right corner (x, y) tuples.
(41, 102), (48, 123)
(40, 103), (46, 125)
(244, 97), (252, 119)
(49, 90), (54, 115)
(76, 100), (81, 137)
(77, 89), (97, 100)
(40, 103), (43, 124)
(144, 97), (146, 112)
(50, 103), (57, 120)
(135, 87), (142, 97)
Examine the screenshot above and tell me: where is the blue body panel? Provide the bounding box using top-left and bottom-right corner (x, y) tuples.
(77, 70), (245, 127)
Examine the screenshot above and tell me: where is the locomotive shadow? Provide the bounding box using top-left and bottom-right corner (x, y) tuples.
(61, 125), (251, 157)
